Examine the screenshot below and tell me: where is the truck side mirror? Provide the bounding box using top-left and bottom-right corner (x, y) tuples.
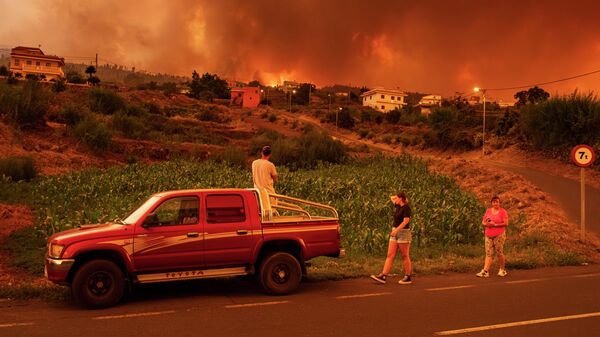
(142, 213), (159, 228)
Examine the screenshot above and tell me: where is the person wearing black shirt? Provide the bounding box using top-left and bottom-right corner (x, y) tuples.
(370, 192), (413, 284)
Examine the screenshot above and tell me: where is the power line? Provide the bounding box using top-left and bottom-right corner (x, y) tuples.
(484, 68), (600, 92)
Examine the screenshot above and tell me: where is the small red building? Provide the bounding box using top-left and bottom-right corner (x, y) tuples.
(230, 87), (260, 108)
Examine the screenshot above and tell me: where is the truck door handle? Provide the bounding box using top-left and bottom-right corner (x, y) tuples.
(187, 232), (199, 237)
(236, 230), (248, 235)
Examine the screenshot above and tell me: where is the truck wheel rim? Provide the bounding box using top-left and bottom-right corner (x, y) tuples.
(271, 264), (290, 284)
(88, 271), (113, 296)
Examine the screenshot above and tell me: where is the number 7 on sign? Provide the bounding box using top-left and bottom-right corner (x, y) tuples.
(579, 151), (587, 160)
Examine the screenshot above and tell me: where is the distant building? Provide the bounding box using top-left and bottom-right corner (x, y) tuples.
(418, 94), (442, 115)
(9, 46), (64, 80)
(418, 94), (442, 107)
(360, 87), (407, 112)
(230, 86), (260, 108)
(497, 100), (515, 108)
(281, 80), (300, 93)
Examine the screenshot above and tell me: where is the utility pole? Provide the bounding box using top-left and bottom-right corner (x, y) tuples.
(95, 53), (98, 69)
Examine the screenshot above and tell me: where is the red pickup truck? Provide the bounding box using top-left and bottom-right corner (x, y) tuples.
(45, 188), (344, 308)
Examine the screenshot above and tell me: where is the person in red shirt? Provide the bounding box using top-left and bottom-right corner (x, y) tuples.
(477, 196), (509, 278)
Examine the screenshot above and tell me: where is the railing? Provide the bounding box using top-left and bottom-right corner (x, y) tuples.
(252, 188), (338, 223)
(10, 65), (64, 76)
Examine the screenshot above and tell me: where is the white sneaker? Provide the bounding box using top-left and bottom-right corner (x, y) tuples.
(476, 269), (489, 278)
(498, 269), (508, 277)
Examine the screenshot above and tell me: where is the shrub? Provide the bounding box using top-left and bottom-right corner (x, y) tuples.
(112, 112), (144, 138)
(520, 92), (600, 148)
(88, 88), (126, 115)
(0, 80), (48, 129)
(66, 71), (86, 84)
(249, 129), (282, 155)
(162, 82), (178, 96)
(271, 129), (347, 168)
(25, 74), (39, 81)
(59, 105), (89, 128)
(143, 102), (162, 115)
(337, 108), (355, 129)
(0, 156), (36, 181)
(0, 65), (8, 76)
(52, 78), (67, 92)
(385, 109), (401, 124)
(268, 114), (277, 122)
(358, 129), (369, 138)
(197, 109), (219, 122)
(125, 104), (148, 117)
(215, 146), (247, 168)
(73, 118), (112, 151)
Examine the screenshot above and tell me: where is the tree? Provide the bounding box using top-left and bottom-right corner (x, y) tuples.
(66, 71), (86, 84)
(85, 65), (97, 79)
(248, 80), (262, 87)
(514, 86), (550, 106)
(188, 71), (230, 100)
(88, 76), (101, 86)
(0, 65), (8, 76)
(292, 83), (315, 105)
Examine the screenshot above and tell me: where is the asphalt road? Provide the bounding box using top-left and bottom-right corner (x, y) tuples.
(491, 162), (600, 236)
(1, 265), (599, 337)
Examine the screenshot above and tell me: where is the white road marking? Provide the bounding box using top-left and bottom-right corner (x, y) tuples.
(92, 310), (176, 320)
(225, 301), (289, 308)
(336, 292), (392, 299)
(426, 285), (474, 292)
(435, 311), (600, 335)
(0, 322), (34, 328)
(505, 278), (546, 284)
(572, 273), (600, 278)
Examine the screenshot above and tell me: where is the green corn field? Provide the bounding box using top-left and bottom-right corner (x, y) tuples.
(1, 155), (484, 254)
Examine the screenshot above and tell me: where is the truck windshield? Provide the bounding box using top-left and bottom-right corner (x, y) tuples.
(123, 196), (160, 224)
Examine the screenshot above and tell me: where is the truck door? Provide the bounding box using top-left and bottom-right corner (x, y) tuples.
(203, 193), (260, 268)
(133, 195), (204, 272)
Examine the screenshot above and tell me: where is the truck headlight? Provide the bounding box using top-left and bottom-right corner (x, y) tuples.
(48, 243), (65, 258)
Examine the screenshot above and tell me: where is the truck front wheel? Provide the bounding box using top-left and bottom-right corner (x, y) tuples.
(258, 252), (302, 295)
(71, 259), (125, 309)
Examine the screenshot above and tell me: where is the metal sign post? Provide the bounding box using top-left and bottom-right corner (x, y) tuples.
(570, 145), (596, 241)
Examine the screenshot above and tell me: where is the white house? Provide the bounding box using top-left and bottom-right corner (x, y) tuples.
(418, 94), (442, 106)
(361, 87), (407, 112)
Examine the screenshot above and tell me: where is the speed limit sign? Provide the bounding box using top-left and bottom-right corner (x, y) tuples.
(571, 144), (595, 168)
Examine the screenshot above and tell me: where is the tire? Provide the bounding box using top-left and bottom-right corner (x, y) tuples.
(258, 252), (302, 295)
(71, 259), (125, 309)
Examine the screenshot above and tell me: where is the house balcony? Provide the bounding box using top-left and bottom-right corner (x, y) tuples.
(10, 64), (64, 77)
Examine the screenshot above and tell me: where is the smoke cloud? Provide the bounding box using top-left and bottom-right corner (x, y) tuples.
(1, 0), (600, 100)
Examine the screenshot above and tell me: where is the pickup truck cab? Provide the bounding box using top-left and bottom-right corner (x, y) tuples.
(45, 188), (344, 308)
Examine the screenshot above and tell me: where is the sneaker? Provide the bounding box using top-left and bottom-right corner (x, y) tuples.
(476, 269), (489, 278)
(398, 275), (412, 285)
(498, 269), (508, 277)
(370, 274), (387, 284)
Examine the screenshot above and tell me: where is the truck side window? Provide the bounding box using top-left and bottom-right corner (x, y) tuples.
(152, 196), (199, 226)
(206, 194), (246, 223)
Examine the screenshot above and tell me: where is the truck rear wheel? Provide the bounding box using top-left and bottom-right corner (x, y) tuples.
(258, 252), (302, 295)
(71, 259), (125, 309)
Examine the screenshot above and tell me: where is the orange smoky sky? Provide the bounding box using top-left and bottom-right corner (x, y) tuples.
(1, 0), (600, 100)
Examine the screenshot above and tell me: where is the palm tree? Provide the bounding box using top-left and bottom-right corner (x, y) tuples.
(85, 65), (97, 79)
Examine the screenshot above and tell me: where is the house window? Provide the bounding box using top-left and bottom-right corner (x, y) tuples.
(381, 105), (385, 110)
(26, 60), (32, 65)
(381, 95), (385, 99)
(14, 59), (20, 66)
(391, 96), (395, 100)
(35, 61), (40, 66)
(46, 62), (51, 67)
